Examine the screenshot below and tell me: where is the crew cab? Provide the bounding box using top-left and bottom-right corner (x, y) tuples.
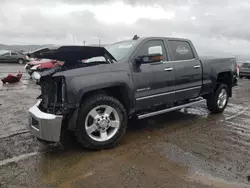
(28, 37), (238, 149)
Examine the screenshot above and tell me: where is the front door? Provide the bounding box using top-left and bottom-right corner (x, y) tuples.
(10, 51), (19, 62)
(131, 39), (175, 110)
(167, 40), (202, 101)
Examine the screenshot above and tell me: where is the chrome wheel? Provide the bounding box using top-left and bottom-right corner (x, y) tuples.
(85, 105), (120, 142)
(18, 59), (24, 64)
(217, 88), (227, 109)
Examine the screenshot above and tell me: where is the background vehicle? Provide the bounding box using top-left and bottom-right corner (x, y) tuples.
(24, 58), (64, 76)
(28, 37), (238, 150)
(239, 62), (250, 79)
(0, 50), (29, 64)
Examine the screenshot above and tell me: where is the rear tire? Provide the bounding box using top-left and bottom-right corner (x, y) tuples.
(75, 94), (127, 150)
(206, 84), (229, 113)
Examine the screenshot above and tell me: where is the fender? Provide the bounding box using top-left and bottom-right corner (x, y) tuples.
(59, 63), (135, 109)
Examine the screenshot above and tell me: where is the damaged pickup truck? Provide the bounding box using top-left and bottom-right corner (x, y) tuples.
(28, 37), (238, 149)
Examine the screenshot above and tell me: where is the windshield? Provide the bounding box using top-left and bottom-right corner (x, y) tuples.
(242, 63), (250, 68)
(105, 41), (136, 61)
(0, 50), (9, 55)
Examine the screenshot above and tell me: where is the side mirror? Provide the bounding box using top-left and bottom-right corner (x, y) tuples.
(134, 53), (163, 66)
(134, 57), (143, 67)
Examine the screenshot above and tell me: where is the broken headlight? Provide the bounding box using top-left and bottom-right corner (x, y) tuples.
(32, 71), (41, 80)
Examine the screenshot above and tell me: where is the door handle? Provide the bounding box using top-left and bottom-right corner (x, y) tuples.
(164, 67), (173, 71)
(194, 65), (201, 69)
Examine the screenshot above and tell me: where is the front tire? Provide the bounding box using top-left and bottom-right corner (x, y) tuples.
(18, 58), (24, 64)
(75, 94), (127, 150)
(206, 84), (229, 113)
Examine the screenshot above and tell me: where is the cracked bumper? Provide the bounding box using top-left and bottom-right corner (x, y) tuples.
(28, 100), (63, 142)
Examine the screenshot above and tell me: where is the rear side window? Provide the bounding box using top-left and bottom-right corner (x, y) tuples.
(169, 40), (194, 61)
(11, 52), (18, 55)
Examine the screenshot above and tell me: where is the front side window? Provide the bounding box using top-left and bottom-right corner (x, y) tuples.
(169, 40), (195, 61)
(135, 40), (167, 63)
(148, 46), (163, 55)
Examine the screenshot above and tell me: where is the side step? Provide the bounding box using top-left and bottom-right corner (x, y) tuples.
(137, 97), (206, 120)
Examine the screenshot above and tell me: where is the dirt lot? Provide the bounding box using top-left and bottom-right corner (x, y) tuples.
(0, 63), (250, 188)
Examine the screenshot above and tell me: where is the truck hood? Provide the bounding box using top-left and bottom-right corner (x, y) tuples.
(32, 46), (117, 65)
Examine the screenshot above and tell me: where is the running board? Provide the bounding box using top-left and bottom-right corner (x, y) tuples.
(137, 98), (206, 120)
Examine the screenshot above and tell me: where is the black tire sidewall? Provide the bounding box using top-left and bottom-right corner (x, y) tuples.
(208, 84), (229, 113)
(75, 95), (127, 149)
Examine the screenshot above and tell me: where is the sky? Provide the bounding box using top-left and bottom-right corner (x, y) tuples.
(0, 0), (250, 58)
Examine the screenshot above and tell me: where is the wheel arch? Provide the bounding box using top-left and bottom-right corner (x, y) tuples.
(216, 71), (233, 97)
(80, 83), (135, 114)
(67, 84), (134, 131)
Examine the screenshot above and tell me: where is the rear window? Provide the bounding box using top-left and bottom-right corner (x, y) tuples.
(169, 40), (195, 61)
(242, 63), (250, 68)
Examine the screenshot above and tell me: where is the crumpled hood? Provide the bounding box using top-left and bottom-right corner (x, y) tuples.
(32, 46), (116, 65)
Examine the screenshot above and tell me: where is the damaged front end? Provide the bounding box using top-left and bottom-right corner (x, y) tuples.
(28, 68), (66, 143)
(28, 45), (117, 143)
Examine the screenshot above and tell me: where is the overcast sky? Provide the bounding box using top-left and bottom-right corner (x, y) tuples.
(0, 0), (250, 58)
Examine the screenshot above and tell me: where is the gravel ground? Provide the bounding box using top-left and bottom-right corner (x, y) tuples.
(0, 63), (250, 188)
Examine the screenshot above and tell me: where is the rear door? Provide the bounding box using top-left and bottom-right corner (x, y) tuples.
(167, 40), (202, 101)
(131, 39), (175, 110)
(10, 51), (19, 62)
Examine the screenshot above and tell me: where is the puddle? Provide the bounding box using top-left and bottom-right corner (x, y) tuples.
(152, 142), (250, 186)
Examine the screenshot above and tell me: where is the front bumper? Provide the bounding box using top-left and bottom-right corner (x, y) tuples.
(28, 100), (63, 142)
(233, 76), (238, 86)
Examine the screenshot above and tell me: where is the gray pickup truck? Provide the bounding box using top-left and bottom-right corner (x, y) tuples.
(28, 37), (238, 149)
(239, 62), (250, 78)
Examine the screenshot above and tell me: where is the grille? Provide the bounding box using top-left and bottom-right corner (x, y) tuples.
(39, 78), (65, 114)
(40, 81), (55, 110)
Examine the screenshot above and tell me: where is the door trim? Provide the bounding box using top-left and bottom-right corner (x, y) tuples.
(136, 86), (201, 101)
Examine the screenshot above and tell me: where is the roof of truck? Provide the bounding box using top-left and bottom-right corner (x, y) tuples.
(111, 36), (191, 44)
(138, 36), (190, 41)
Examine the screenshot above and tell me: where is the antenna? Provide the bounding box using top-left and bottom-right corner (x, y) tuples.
(133, 35), (139, 40)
